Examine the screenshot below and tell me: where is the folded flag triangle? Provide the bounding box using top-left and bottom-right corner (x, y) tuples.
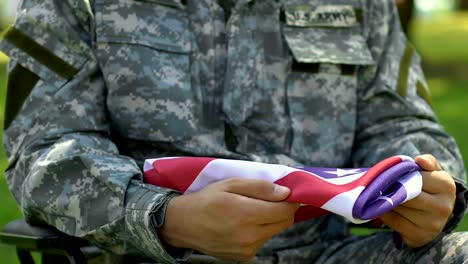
(143, 155), (422, 224)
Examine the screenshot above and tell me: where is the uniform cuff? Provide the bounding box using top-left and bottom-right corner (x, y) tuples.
(443, 179), (468, 233)
(125, 181), (191, 263)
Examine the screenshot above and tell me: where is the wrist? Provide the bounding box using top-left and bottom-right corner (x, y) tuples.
(158, 195), (191, 249)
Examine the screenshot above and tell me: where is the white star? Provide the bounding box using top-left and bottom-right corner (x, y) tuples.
(324, 168), (363, 177)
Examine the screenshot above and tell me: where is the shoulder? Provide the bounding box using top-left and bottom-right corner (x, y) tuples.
(362, 0), (400, 30)
(0, 0), (95, 91)
(15, 0), (94, 39)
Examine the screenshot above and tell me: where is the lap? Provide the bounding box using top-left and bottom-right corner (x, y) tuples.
(84, 229), (468, 263)
(316, 231), (468, 264)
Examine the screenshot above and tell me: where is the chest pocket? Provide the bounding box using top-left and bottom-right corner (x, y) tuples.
(94, 0), (198, 142)
(283, 21), (375, 166)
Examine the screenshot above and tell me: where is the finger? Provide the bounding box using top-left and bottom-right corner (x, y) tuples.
(380, 210), (433, 247)
(221, 177), (291, 202)
(238, 237), (271, 262)
(235, 220), (294, 261)
(233, 219), (293, 254)
(401, 191), (436, 211)
(393, 205), (446, 235)
(415, 154), (442, 171)
(258, 217), (294, 238)
(419, 171), (455, 194)
(380, 210), (419, 234)
(392, 204), (431, 229)
(402, 193), (454, 217)
(235, 197), (300, 224)
(217, 231), (274, 261)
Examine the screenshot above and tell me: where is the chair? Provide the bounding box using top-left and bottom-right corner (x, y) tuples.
(0, 219), (157, 264)
(0, 219), (89, 264)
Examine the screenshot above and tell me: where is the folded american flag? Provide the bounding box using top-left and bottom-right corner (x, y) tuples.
(143, 155), (422, 224)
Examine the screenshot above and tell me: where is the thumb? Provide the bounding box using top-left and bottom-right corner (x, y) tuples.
(222, 178), (291, 202)
(415, 154), (442, 171)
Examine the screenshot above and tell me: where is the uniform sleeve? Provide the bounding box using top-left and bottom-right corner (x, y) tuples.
(353, 0), (468, 232)
(1, 1), (185, 262)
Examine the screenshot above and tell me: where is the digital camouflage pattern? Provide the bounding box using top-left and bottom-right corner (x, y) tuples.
(1, 0), (467, 263)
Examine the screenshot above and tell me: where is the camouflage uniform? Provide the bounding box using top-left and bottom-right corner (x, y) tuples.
(1, 0), (467, 263)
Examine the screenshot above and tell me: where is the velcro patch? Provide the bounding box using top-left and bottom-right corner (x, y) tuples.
(3, 27), (79, 79)
(284, 5), (358, 28)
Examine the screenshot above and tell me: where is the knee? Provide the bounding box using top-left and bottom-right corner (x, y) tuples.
(436, 232), (468, 264)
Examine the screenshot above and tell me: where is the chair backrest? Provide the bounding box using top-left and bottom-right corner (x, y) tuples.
(1, 219), (89, 263)
(3, 63), (38, 129)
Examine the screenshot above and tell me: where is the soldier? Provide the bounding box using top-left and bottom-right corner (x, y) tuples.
(1, 0), (467, 263)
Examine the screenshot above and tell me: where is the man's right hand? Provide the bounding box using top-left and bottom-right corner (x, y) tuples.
(159, 177), (300, 261)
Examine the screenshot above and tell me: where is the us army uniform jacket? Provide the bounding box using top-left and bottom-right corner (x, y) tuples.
(2, 0), (467, 263)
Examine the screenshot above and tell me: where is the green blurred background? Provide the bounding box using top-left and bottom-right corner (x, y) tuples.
(0, 0), (467, 263)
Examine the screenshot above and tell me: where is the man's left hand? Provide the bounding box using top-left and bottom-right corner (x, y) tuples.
(380, 154), (456, 248)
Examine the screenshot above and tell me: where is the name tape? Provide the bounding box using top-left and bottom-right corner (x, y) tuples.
(284, 5), (358, 28)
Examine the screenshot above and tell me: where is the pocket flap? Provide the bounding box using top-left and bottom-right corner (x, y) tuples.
(95, 0), (191, 54)
(283, 26), (374, 65)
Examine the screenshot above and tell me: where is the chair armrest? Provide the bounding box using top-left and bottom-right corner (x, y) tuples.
(1, 219), (89, 250)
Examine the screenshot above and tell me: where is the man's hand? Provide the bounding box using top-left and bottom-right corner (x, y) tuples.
(380, 154), (456, 247)
(159, 178), (300, 261)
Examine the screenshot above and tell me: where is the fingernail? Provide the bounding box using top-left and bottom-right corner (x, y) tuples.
(274, 185), (290, 196)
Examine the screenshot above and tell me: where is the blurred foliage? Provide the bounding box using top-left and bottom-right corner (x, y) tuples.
(412, 12), (468, 63)
(459, 0), (468, 9)
(411, 12), (468, 231)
